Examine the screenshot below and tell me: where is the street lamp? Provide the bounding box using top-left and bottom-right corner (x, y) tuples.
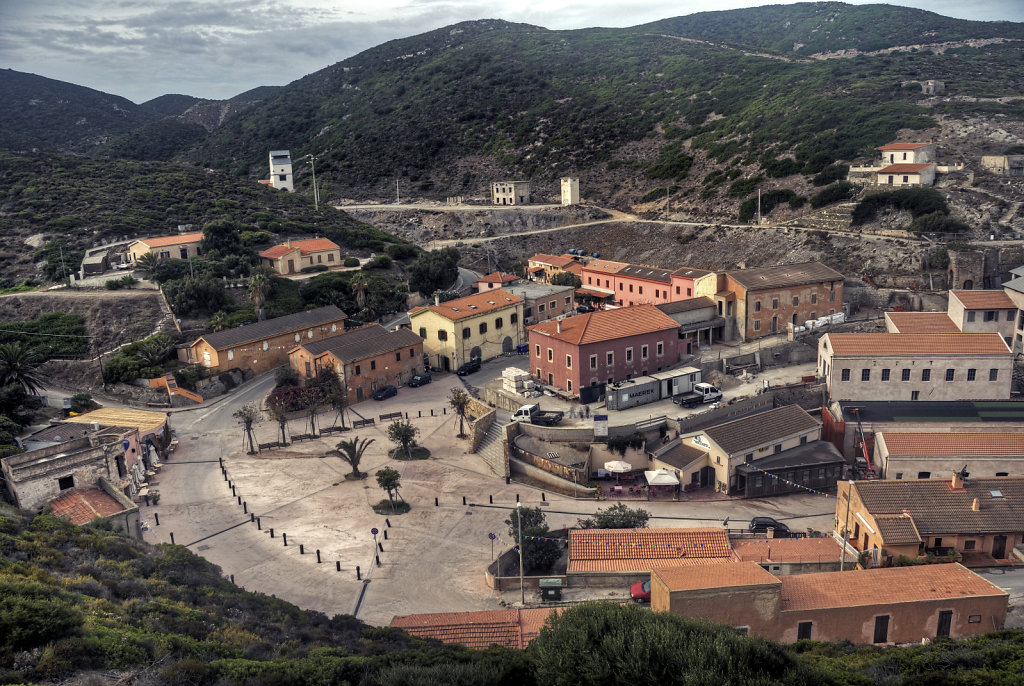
(517, 501), (525, 605)
(840, 479), (854, 571)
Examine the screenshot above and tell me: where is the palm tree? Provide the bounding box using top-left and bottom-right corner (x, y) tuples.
(207, 311), (229, 332)
(135, 252), (158, 274)
(133, 334), (174, 367)
(349, 272), (370, 312)
(0, 342), (45, 395)
(335, 436), (375, 478)
(248, 268), (273, 322)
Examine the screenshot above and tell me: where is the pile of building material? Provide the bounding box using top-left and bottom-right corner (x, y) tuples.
(502, 368), (538, 396)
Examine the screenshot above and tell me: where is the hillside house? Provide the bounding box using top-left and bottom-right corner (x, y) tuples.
(561, 177), (580, 205)
(876, 162), (936, 187)
(127, 231), (204, 264)
(491, 181), (530, 205)
(980, 155), (1024, 177)
(473, 271), (521, 292)
(998, 274), (1024, 353)
(947, 290), (1017, 346)
(410, 290), (524, 372)
(723, 262), (845, 341)
(526, 253), (582, 283)
(877, 142), (936, 165)
(179, 305), (348, 375)
(259, 238), (341, 274)
(269, 150), (294, 191)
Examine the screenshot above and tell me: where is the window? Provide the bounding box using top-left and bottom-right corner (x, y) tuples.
(58, 475), (74, 490)
(745, 453), (753, 463)
(355, 365), (361, 375)
(676, 286), (680, 295)
(945, 369), (955, 382)
(419, 327), (427, 338)
(607, 352), (614, 365)
(774, 443), (783, 454)
(990, 369), (999, 381)
(1008, 310), (1016, 322)
(918, 471), (931, 479)
(538, 303), (546, 313)
(295, 333), (301, 343)
(793, 296), (799, 306)
(619, 283), (624, 291)
(328, 253), (334, 262)
(409, 348), (415, 358)
(588, 277), (593, 285)
(967, 311), (976, 322)
(566, 355), (572, 369)
(479, 322), (487, 334)
(641, 345), (648, 360)
(565, 297), (571, 305)
(911, 391), (920, 400)
(687, 288), (692, 296)
(535, 345), (541, 357)
(370, 360), (376, 371)
(524, 307), (533, 318)
(800, 435), (808, 445)
(841, 368), (850, 381)
(772, 298), (779, 309)
(797, 622), (813, 640)
(547, 348), (553, 362)
(873, 616), (889, 644)
(495, 317), (503, 330)
(811, 293), (817, 304)
(227, 349), (234, 361)
(626, 348), (633, 362)
(567, 380), (573, 392)
(755, 301), (762, 312)
(629, 284), (634, 293)
(754, 320), (761, 331)
(735, 627), (749, 635)
(967, 368), (976, 381)
(922, 368), (931, 381)
(902, 175), (909, 183)
(638, 287), (643, 294)
(861, 369), (870, 381)
(830, 288), (836, 302)
(985, 310), (997, 322)
(438, 330), (448, 341)
(810, 312), (816, 320)
(654, 289), (659, 298)
(964, 540), (976, 550)
(590, 355), (597, 370)
(395, 352), (401, 362)
(881, 368), (890, 381)
(462, 327), (471, 339)
(969, 615), (982, 623)
(317, 254), (322, 263)
(895, 473), (903, 479)
(510, 313), (518, 324)
(656, 342), (663, 356)
(901, 369), (911, 381)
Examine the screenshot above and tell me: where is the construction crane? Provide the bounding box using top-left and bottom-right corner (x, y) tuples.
(849, 407), (879, 480)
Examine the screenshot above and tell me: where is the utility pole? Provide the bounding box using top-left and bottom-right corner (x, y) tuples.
(59, 244), (68, 283)
(840, 479), (854, 571)
(396, 178), (400, 204)
(310, 155), (320, 211)
(757, 188), (762, 225)
(517, 501), (525, 605)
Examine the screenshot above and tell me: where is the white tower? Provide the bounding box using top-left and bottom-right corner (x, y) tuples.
(269, 150), (294, 192)
(561, 177), (580, 205)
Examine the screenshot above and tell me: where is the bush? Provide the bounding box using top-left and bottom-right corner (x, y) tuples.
(738, 189), (797, 222)
(909, 211), (969, 233)
(174, 363), (205, 391)
(362, 255), (392, 270)
(810, 182), (856, 209)
(104, 279), (124, 290)
(385, 243), (419, 260)
(300, 264), (328, 273)
(852, 187), (950, 225)
(343, 257), (360, 267)
(811, 164), (850, 186)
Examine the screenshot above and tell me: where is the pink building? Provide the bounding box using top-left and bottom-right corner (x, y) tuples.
(474, 271), (521, 292)
(526, 305), (683, 394)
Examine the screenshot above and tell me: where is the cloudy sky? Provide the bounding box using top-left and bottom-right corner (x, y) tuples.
(2, 0), (1022, 104)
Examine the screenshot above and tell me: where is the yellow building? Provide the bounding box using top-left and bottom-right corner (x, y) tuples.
(127, 232), (204, 263)
(259, 238), (342, 275)
(409, 290), (524, 372)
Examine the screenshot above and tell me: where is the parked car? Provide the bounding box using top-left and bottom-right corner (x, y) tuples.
(748, 517), (791, 537)
(372, 385), (398, 401)
(407, 373), (432, 387)
(576, 304), (594, 314)
(630, 580), (651, 603)
(456, 359), (481, 376)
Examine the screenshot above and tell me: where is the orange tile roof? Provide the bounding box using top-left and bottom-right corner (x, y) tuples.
(390, 608), (557, 649)
(477, 271), (519, 283)
(259, 244), (299, 259)
(570, 556), (734, 573)
(50, 488), (128, 525)
(881, 431), (1024, 456)
(824, 332), (1010, 356)
(137, 232), (204, 248)
(885, 312), (960, 333)
(878, 163), (935, 174)
(780, 563), (1006, 611)
(530, 253), (576, 268)
(409, 289), (523, 321)
(528, 304), (680, 345)
(877, 142), (933, 150)
(873, 513), (922, 545)
(952, 290), (1017, 310)
(732, 537), (856, 564)
(654, 561), (780, 592)
(568, 527), (731, 573)
(290, 238), (339, 254)
(583, 259), (629, 274)
(564, 262), (584, 275)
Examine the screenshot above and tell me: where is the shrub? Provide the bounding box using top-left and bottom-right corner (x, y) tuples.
(343, 257), (360, 267)
(104, 279), (124, 290)
(385, 243), (419, 260)
(810, 182), (856, 209)
(174, 364), (205, 391)
(811, 164), (850, 186)
(362, 255), (392, 270)
(300, 264), (328, 273)
(909, 211), (969, 233)
(852, 187), (949, 225)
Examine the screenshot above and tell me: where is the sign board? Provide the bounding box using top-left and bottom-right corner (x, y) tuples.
(692, 434), (711, 449)
(593, 414), (609, 438)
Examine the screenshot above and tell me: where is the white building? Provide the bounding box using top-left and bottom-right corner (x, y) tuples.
(269, 150), (294, 192)
(561, 177), (580, 205)
(876, 142), (935, 165)
(876, 163), (936, 187)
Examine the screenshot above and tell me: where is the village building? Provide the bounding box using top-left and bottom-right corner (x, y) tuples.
(179, 305), (348, 375)
(503, 282), (576, 326)
(651, 561), (1007, 644)
(876, 141), (936, 165)
(526, 305), (682, 395)
(63, 407), (172, 470)
(874, 431), (1024, 480)
(731, 537), (857, 575)
(48, 485), (140, 538)
(259, 238), (341, 275)
(410, 290), (524, 372)
(567, 528), (733, 585)
(980, 155), (1024, 177)
(491, 180), (530, 205)
(561, 177), (580, 205)
(579, 258), (628, 295)
(946, 290), (1017, 344)
(268, 150), (294, 191)
(391, 608), (557, 650)
(676, 405), (840, 497)
(655, 297), (724, 352)
(722, 262), (845, 341)
(127, 231), (204, 264)
(526, 253), (582, 283)
(287, 324), (424, 403)
(835, 474), (1024, 565)
(473, 271), (521, 292)
(883, 311), (961, 333)
(876, 162), (937, 187)
(670, 267), (717, 301)
(999, 274), (1024, 353)
(818, 332), (1012, 402)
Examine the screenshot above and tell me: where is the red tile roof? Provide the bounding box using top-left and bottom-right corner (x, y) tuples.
(564, 262), (584, 275)
(259, 244), (299, 259)
(530, 253), (576, 268)
(528, 305), (679, 345)
(390, 608), (557, 649)
(731, 537), (856, 563)
(878, 163), (935, 174)
(570, 556), (735, 573)
(877, 142), (933, 150)
(291, 238), (339, 254)
(409, 289), (523, 321)
(568, 527), (731, 573)
(824, 332), (1010, 356)
(654, 561), (779, 591)
(477, 271), (519, 283)
(583, 259), (629, 274)
(951, 290), (1017, 310)
(873, 513), (922, 545)
(50, 488), (128, 525)
(780, 563), (1006, 611)
(880, 431), (1024, 456)
(137, 232), (204, 248)
(884, 312), (960, 333)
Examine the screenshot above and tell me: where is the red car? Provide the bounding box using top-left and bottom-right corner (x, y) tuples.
(630, 580), (650, 603)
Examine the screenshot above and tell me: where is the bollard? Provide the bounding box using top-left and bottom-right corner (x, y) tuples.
(378, 542), (384, 552)
(316, 549), (321, 563)
(237, 495), (241, 505)
(375, 555), (381, 567)
(386, 518), (391, 528)
(230, 574), (234, 584)
(434, 497), (438, 507)
(243, 501), (248, 514)
(283, 533), (288, 546)
(430, 408), (434, 416)
(336, 561), (341, 572)
(219, 457), (223, 467)
(383, 530), (388, 540)
(154, 513), (160, 526)
(516, 493), (520, 502)
(231, 485), (236, 496)
(506, 476), (511, 485)
(299, 544), (304, 555)
(257, 517), (261, 530)
(224, 472), (228, 481)
(443, 407), (447, 414)
(462, 496), (466, 505)
(489, 495), (493, 504)
(270, 528), (274, 538)
(405, 412), (409, 419)
(356, 565), (361, 579)
(418, 410), (422, 418)
(250, 513), (255, 522)
(169, 532), (175, 544)
(542, 492), (546, 502)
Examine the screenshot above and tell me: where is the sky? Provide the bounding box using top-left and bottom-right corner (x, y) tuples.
(2, 0), (1022, 104)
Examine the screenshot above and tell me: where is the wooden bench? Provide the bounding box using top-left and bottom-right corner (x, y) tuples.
(258, 441), (281, 451)
(319, 426), (346, 435)
(353, 418), (375, 428)
(291, 433), (315, 442)
(379, 411), (404, 422)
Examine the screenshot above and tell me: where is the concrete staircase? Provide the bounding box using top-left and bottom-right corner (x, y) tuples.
(475, 420), (506, 476)
(780, 202), (857, 231)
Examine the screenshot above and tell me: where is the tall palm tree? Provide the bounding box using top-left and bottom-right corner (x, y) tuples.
(0, 342), (45, 395)
(349, 272), (371, 312)
(335, 436), (375, 478)
(248, 268), (273, 322)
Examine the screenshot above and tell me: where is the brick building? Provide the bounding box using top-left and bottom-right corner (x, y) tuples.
(179, 305), (348, 375)
(723, 262), (844, 341)
(526, 305), (682, 395)
(503, 282), (576, 326)
(652, 561), (1007, 644)
(287, 324), (424, 403)
(818, 332), (1012, 402)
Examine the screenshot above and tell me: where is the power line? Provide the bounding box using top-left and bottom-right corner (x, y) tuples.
(0, 329), (93, 340)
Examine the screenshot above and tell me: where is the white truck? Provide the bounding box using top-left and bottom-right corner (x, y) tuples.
(511, 403), (565, 426)
(671, 382), (723, 408)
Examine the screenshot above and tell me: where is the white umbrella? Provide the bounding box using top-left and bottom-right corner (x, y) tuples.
(604, 460), (632, 484)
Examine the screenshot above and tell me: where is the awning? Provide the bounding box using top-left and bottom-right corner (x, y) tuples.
(576, 288), (615, 299)
(528, 266), (544, 273)
(644, 469), (680, 486)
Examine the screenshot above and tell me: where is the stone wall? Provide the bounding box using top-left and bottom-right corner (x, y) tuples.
(468, 398), (496, 454)
(2, 437), (117, 511)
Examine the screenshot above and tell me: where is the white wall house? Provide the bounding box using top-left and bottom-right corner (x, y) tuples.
(876, 163), (936, 187)
(269, 150), (294, 192)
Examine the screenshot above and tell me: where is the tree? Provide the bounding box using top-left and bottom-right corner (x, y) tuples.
(408, 247), (460, 297)
(376, 466), (403, 512)
(200, 219), (245, 257)
(0, 342), (45, 395)
(550, 271), (582, 288)
(335, 436), (374, 478)
(133, 334), (174, 367)
(448, 387), (471, 439)
(327, 377), (349, 429)
(579, 503), (650, 530)
(207, 311), (229, 332)
(134, 252), (158, 274)
(348, 271), (371, 312)
(68, 393), (99, 414)
(232, 402), (262, 454)
(265, 395), (290, 445)
(248, 268), (273, 322)
(387, 419), (419, 460)
(505, 506), (561, 575)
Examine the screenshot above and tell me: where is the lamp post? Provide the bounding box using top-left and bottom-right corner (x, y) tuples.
(840, 479), (854, 571)
(516, 501), (525, 605)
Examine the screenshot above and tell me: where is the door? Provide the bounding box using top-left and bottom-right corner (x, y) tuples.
(993, 535), (1007, 559)
(771, 316), (778, 333)
(873, 615), (889, 644)
(355, 387), (363, 402)
(287, 259), (295, 273)
(937, 610), (952, 638)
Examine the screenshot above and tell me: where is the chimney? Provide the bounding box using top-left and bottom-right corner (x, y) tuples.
(951, 471), (965, 490)
(434, 293), (440, 306)
(285, 238), (292, 247)
(972, 498), (980, 512)
(557, 320), (562, 334)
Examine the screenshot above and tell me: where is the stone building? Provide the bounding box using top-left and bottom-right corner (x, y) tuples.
(874, 431), (1024, 480)
(491, 181), (530, 205)
(503, 282), (576, 326)
(259, 238), (341, 274)
(561, 177), (580, 205)
(127, 231), (204, 264)
(723, 262), (845, 341)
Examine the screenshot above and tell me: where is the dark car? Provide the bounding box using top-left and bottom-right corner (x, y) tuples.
(407, 373), (432, 387)
(456, 359), (481, 376)
(576, 304), (595, 314)
(629, 580), (651, 603)
(372, 385), (397, 401)
(748, 517), (791, 537)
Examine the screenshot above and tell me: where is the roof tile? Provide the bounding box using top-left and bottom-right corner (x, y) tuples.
(951, 290), (1017, 310)
(409, 289), (523, 322)
(196, 306), (347, 351)
(292, 324), (421, 363)
(703, 405), (820, 455)
(727, 261), (844, 291)
(528, 305), (679, 345)
(137, 232), (204, 248)
(881, 431), (1024, 456)
(885, 311), (960, 333)
(50, 488), (128, 525)
(654, 560), (779, 591)
(825, 332), (1010, 356)
(732, 537), (856, 563)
